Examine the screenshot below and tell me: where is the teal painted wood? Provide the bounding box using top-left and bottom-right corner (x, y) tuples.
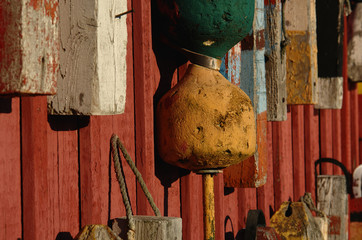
(154, 0), (255, 58)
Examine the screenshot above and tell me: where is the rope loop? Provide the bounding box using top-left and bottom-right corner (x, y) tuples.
(111, 134), (161, 240)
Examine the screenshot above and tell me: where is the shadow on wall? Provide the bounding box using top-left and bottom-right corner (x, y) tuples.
(151, 0), (190, 217)
(55, 232), (73, 240)
(48, 115), (90, 131)
(225, 215), (246, 240)
(0, 97), (12, 113)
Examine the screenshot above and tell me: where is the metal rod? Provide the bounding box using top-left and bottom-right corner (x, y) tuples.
(203, 173), (215, 240)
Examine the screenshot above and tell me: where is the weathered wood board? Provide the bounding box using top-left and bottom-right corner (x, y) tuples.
(111, 216), (182, 240)
(0, 0), (58, 95)
(315, 0), (344, 109)
(48, 0), (128, 115)
(348, 3), (362, 82)
(317, 176), (348, 240)
(264, 0), (287, 121)
(284, 0), (318, 104)
(223, 0), (267, 188)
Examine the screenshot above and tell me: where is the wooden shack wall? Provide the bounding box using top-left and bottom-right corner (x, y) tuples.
(0, 2), (360, 240)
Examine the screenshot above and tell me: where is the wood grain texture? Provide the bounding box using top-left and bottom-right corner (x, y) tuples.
(111, 216), (182, 240)
(320, 110), (334, 175)
(317, 176), (348, 239)
(350, 83), (359, 170)
(342, 15), (352, 173)
(48, 0), (128, 115)
(79, 116), (113, 226)
(21, 96), (54, 239)
(133, 0), (164, 216)
(272, 109), (293, 208)
(0, 0), (58, 95)
(332, 110), (342, 174)
(315, 77), (343, 109)
(348, 3), (362, 82)
(291, 105), (305, 200)
(285, 0), (318, 104)
(181, 173), (203, 240)
(0, 98), (21, 240)
(257, 121), (274, 225)
(304, 105), (319, 201)
(264, 0), (287, 121)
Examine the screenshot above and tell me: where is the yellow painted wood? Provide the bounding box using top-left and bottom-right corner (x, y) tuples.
(270, 202), (323, 239)
(203, 174), (215, 240)
(284, 0), (318, 104)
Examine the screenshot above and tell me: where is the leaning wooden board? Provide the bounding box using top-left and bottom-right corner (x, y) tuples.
(284, 0), (318, 104)
(0, 0), (58, 95)
(223, 0), (267, 188)
(348, 3), (362, 82)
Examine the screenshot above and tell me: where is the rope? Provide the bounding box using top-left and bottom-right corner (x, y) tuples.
(111, 134), (161, 240)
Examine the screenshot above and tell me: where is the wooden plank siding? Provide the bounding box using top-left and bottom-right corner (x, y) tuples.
(0, 2), (361, 240)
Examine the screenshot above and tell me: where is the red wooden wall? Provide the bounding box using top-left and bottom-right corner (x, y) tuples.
(0, 2), (360, 240)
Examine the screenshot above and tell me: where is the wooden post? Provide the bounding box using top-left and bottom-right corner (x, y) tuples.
(48, 0), (128, 115)
(348, 3), (362, 82)
(0, 1), (58, 95)
(317, 176), (348, 239)
(223, 0), (267, 188)
(264, 0), (287, 121)
(285, 0), (318, 104)
(315, 0), (344, 109)
(111, 216), (182, 240)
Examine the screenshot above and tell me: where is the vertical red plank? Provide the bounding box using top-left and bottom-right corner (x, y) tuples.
(57, 128), (80, 236)
(238, 189), (257, 229)
(304, 105), (320, 201)
(320, 109), (334, 174)
(223, 187), (240, 236)
(342, 15), (352, 173)
(350, 83), (359, 170)
(110, 6), (137, 220)
(214, 174), (224, 240)
(332, 109), (343, 174)
(257, 121), (274, 225)
(181, 173), (203, 240)
(0, 98), (21, 240)
(79, 116), (113, 226)
(273, 109), (293, 209)
(21, 96), (52, 239)
(133, 0), (163, 215)
(291, 105), (305, 200)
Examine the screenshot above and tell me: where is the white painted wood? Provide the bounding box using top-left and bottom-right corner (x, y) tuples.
(315, 77), (343, 109)
(48, 0), (128, 115)
(111, 216), (182, 240)
(0, 0), (58, 95)
(348, 3), (362, 82)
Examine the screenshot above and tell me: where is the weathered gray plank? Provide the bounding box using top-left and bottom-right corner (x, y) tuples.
(264, 0), (287, 121)
(48, 0), (128, 115)
(317, 176), (348, 240)
(111, 216), (182, 240)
